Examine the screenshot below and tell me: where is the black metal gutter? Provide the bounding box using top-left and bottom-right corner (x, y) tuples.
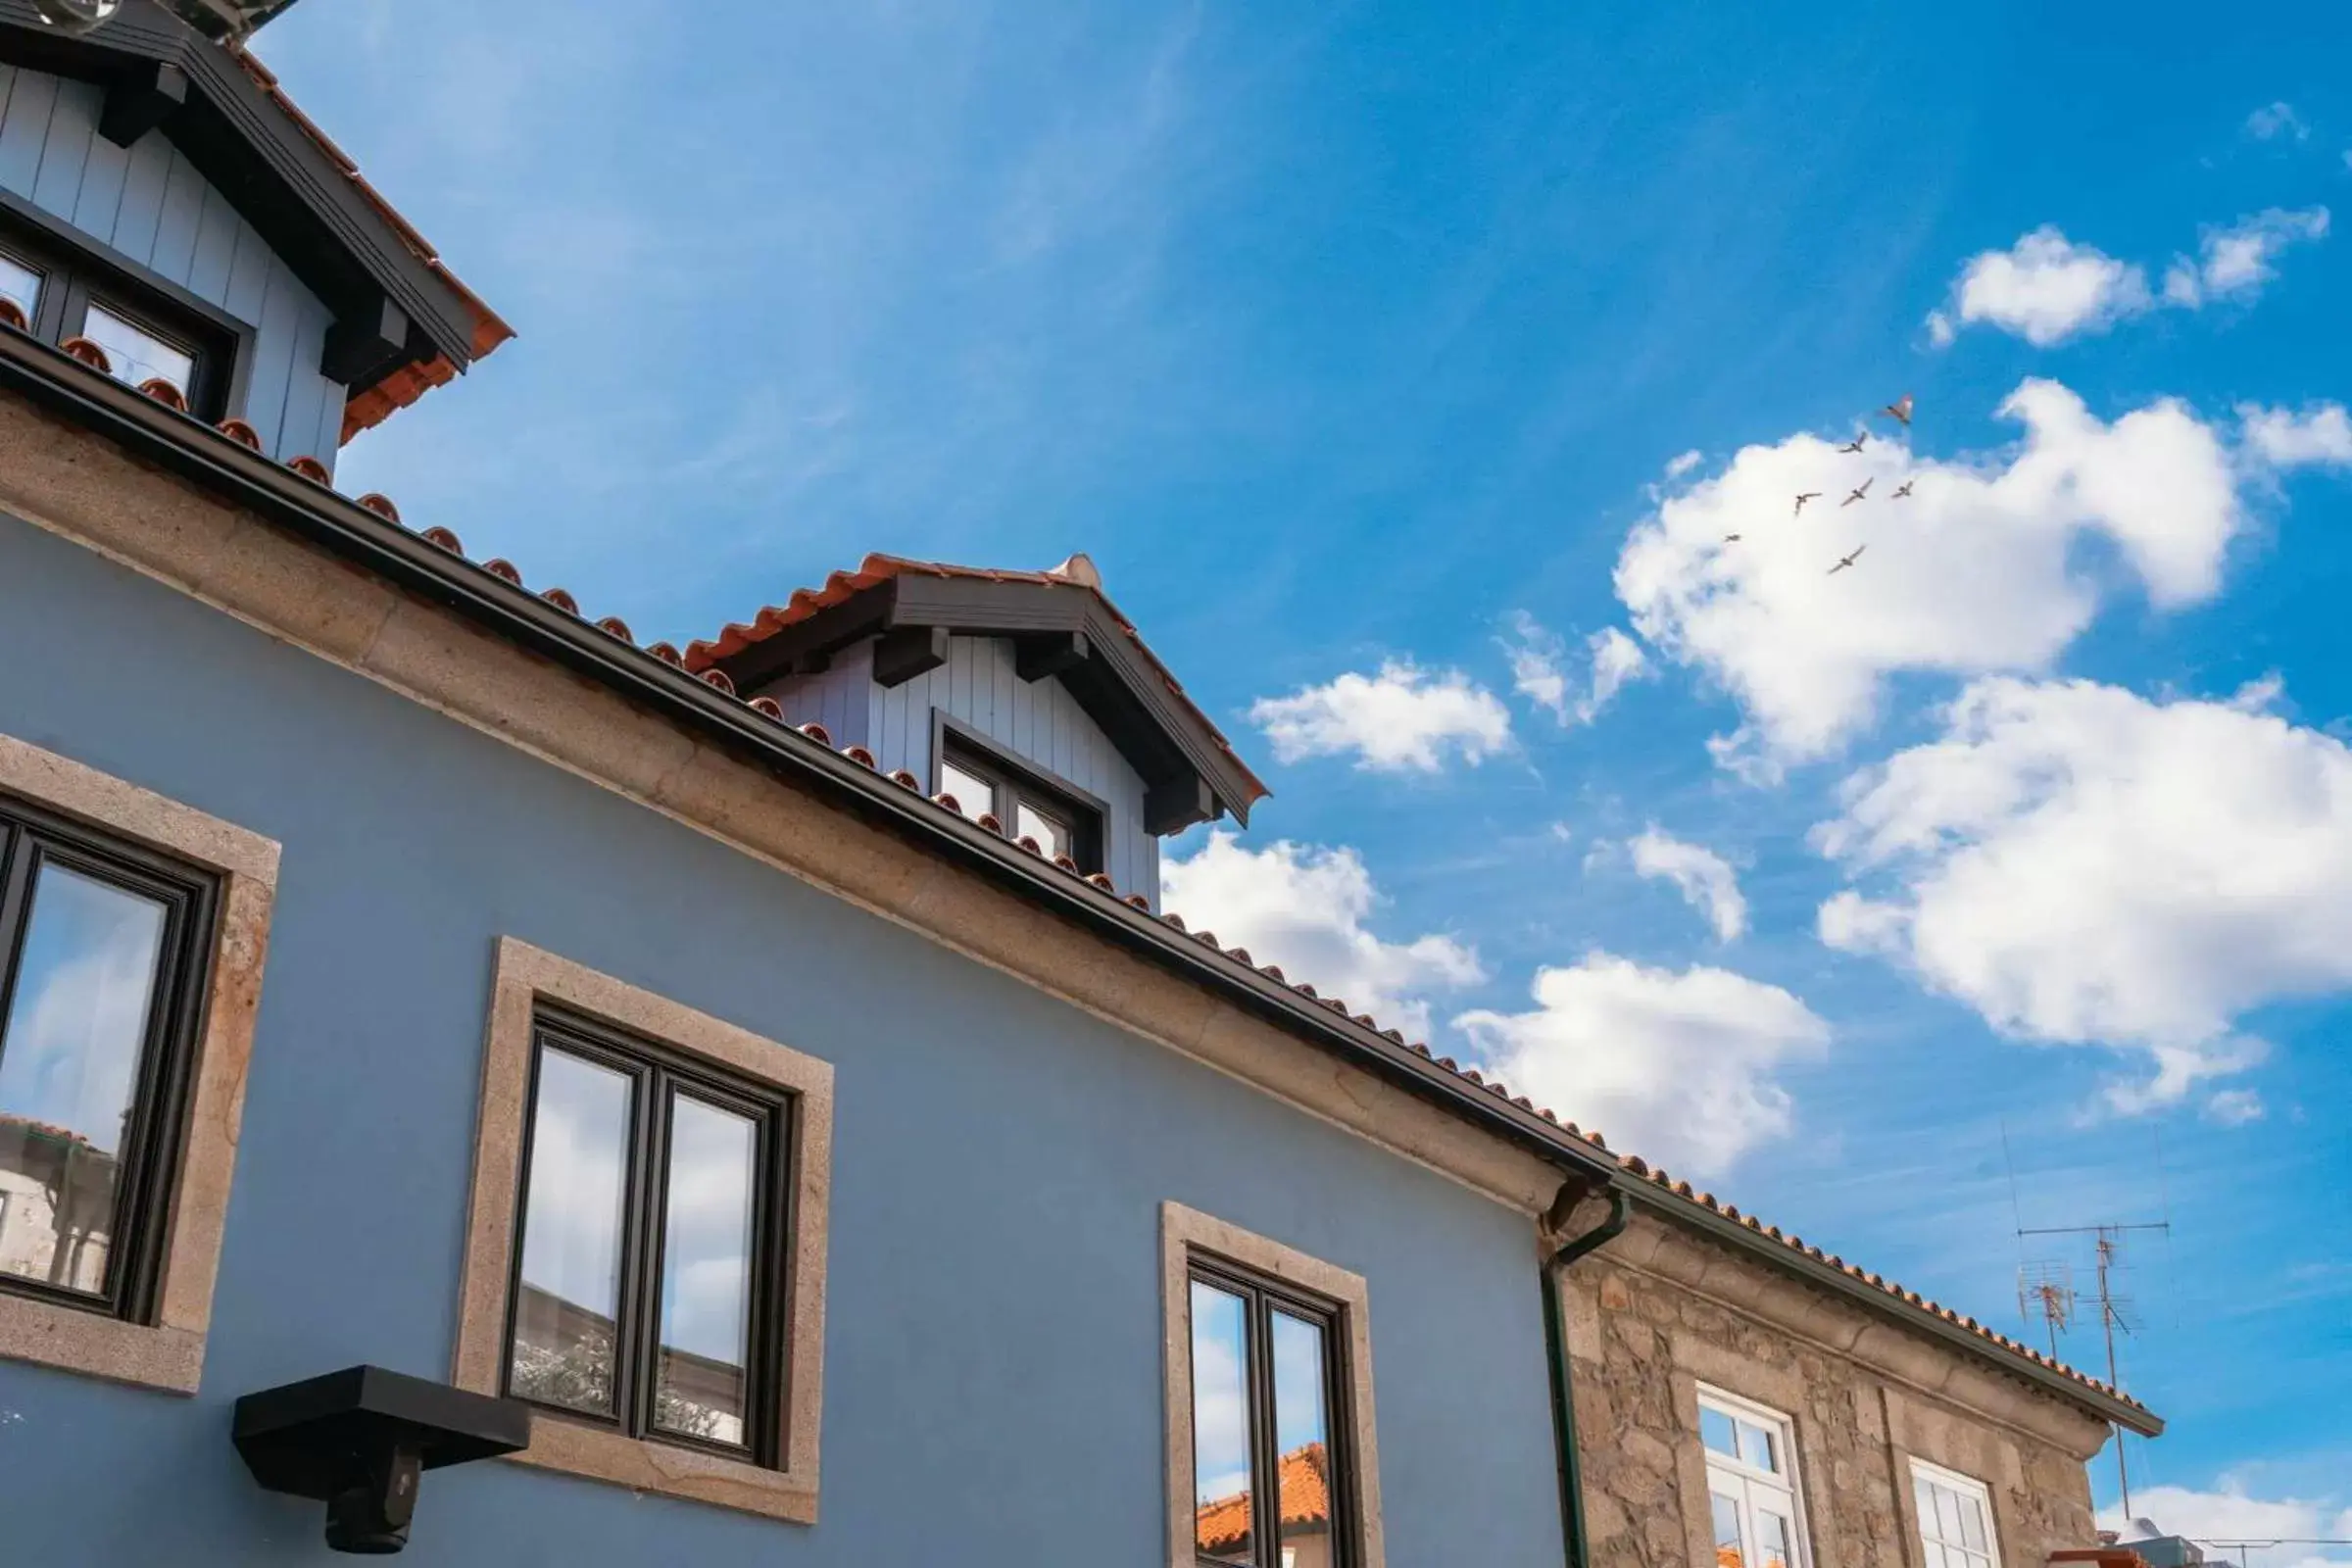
(1541, 1184), (1630, 1568)
(0, 335), (2170, 1439)
(0, 331), (1622, 1193)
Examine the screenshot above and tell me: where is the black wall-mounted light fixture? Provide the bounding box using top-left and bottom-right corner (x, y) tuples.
(232, 1365), (530, 1555)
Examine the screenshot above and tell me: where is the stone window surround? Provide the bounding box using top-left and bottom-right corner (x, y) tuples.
(1695, 1382), (1815, 1568)
(1159, 1200), (1385, 1568)
(451, 937), (834, 1525)
(0, 729), (278, 1396)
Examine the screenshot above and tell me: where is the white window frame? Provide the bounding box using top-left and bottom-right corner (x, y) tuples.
(1908, 1457), (2000, 1568)
(1695, 1385), (1812, 1568)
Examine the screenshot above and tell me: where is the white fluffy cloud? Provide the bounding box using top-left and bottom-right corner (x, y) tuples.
(1932, 227), (2153, 347)
(1615, 379), (2246, 764)
(1506, 614), (1652, 727)
(1250, 661), (1512, 772)
(2165, 207), (2330, 307)
(1932, 211), (2328, 345)
(1813, 676), (2352, 1114)
(1628, 828), (1747, 942)
(2240, 401), (2352, 469)
(1159, 831), (1484, 1037)
(2104, 1482), (2352, 1568)
(1456, 956), (1830, 1177)
(2244, 101), (2310, 141)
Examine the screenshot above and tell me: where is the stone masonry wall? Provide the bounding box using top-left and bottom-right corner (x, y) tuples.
(1561, 1210), (2116, 1568)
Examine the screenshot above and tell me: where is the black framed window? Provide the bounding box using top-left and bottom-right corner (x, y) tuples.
(0, 795), (217, 1323)
(0, 206), (232, 418)
(506, 1009), (795, 1465)
(933, 725), (1105, 873)
(1189, 1256), (1356, 1568)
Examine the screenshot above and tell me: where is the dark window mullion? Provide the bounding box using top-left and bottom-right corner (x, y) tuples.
(617, 1065), (669, 1439)
(746, 1098), (782, 1466)
(0, 823), (38, 1041)
(1251, 1288), (1282, 1568)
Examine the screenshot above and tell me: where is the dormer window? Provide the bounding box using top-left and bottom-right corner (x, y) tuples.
(934, 722), (1102, 873)
(0, 206), (229, 418)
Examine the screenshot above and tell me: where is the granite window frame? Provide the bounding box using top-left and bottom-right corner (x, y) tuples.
(0, 730), (278, 1395)
(453, 939), (834, 1525)
(1695, 1384), (1813, 1568)
(1160, 1201), (1384, 1568)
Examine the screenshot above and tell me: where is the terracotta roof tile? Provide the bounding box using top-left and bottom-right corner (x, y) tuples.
(683, 552), (1271, 808)
(221, 47), (514, 444)
(1195, 1442), (1331, 1555)
(35, 367), (2148, 1423)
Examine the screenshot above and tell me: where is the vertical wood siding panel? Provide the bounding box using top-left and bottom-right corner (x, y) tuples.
(241, 261), (304, 456)
(109, 126), (172, 262)
(70, 123), (128, 243)
(0, 71), (60, 203)
(221, 219), (270, 325)
(275, 286), (333, 466)
(28, 79), (98, 220)
(312, 368), (348, 461)
(148, 148), (206, 280)
(184, 185), (240, 305)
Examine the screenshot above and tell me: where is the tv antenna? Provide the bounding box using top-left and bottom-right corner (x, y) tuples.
(2017, 1220), (2169, 1518)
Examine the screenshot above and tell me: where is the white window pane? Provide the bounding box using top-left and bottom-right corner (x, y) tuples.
(512, 1048), (635, 1416)
(1756, 1508), (1792, 1568)
(937, 760), (994, 822)
(1914, 1477), (1936, 1534)
(1014, 800), (1071, 859)
(81, 303), (196, 398)
(1699, 1405), (1740, 1458)
(1738, 1418), (1779, 1473)
(1936, 1485), (1965, 1543)
(1710, 1491), (1746, 1566)
(0, 253), (40, 321)
(653, 1095), (757, 1446)
(1958, 1494), (1986, 1551)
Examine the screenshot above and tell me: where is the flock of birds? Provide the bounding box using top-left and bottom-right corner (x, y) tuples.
(1722, 393), (1914, 574)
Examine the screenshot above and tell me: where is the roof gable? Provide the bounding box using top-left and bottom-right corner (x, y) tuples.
(692, 553), (1271, 832)
(0, 0), (508, 438)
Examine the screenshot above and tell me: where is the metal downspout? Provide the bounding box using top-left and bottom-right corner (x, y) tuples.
(1543, 1184), (1631, 1568)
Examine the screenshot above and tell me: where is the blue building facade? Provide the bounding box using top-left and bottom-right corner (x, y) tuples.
(0, 9), (2163, 1567)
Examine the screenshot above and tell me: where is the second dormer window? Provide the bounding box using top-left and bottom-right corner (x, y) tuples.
(933, 723), (1102, 873)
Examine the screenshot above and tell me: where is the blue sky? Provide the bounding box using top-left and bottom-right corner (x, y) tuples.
(262, 1), (2349, 1554)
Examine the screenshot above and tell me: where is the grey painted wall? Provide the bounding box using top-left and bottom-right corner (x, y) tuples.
(0, 512), (1565, 1566)
(0, 66), (348, 469)
(765, 633), (1162, 904)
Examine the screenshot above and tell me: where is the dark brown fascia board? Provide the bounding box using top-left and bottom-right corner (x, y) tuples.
(0, 335), (2165, 1436)
(0, 325), (1615, 1188)
(1624, 1183), (2164, 1437)
(0, 1), (478, 370)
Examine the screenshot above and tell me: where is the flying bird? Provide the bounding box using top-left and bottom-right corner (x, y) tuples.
(1723, 533), (1742, 543)
(1842, 478), (1872, 506)
(1793, 491), (1821, 516)
(1828, 545), (1868, 575)
(1838, 432), (1869, 454)
(1891, 480), (1914, 499)
(1880, 393), (1914, 426)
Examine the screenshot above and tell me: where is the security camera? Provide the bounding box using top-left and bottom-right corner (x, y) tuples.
(325, 1442), (424, 1555)
(30, 0), (122, 34)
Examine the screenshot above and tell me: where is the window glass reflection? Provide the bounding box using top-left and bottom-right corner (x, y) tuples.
(1712, 1490), (1746, 1567)
(1014, 801), (1072, 859)
(1757, 1508), (1792, 1568)
(0, 863), (166, 1297)
(1271, 1310), (1335, 1560)
(1191, 1281), (1254, 1565)
(938, 760), (994, 823)
(1699, 1405), (1740, 1458)
(654, 1094), (756, 1446)
(510, 1048), (634, 1416)
(81, 303), (195, 398)
(0, 253), (40, 322)
(1737, 1418), (1779, 1473)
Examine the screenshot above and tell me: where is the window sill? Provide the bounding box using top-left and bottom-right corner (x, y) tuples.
(500, 1410), (818, 1525)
